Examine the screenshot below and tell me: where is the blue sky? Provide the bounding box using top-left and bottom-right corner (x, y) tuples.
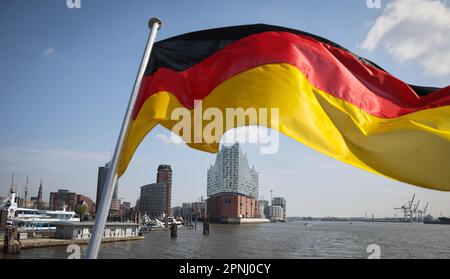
(1, 0), (449, 217)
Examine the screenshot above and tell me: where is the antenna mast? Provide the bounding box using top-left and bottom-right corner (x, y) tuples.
(24, 176), (29, 205)
(270, 189), (274, 205)
(10, 173), (15, 193)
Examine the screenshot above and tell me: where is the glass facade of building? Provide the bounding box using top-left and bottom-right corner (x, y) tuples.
(207, 143), (258, 198)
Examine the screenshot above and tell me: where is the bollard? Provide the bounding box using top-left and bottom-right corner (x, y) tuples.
(170, 222), (177, 238)
(3, 227), (21, 254)
(203, 221), (210, 235)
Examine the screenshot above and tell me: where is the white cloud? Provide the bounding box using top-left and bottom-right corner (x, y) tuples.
(156, 133), (182, 144)
(221, 126), (271, 145)
(362, 0), (450, 76)
(43, 47), (55, 56)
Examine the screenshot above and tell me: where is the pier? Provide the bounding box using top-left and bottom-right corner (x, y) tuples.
(1, 221), (145, 253)
(1, 235), (144, 250)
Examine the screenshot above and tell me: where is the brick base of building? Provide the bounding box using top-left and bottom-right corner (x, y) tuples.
(207, 193), (260, 223)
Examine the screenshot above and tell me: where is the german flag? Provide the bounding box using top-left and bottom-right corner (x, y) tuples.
(118, 24), (450, 191)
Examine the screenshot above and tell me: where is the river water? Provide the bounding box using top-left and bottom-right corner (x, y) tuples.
(3, 221), (450, 259)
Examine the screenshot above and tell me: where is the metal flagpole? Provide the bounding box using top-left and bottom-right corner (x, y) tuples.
(86, 17), (162, 259)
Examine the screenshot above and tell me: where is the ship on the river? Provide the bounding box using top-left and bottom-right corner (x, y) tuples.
(424, 217), (450, 225)
(0, 192), (80, 231)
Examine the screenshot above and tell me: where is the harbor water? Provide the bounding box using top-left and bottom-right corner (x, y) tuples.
(3, 221), (450, 259)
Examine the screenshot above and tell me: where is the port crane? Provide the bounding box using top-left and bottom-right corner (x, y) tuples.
(417, 202), (429, 221)
(413, 200), (420, 221)
(394, 194), (416, 222)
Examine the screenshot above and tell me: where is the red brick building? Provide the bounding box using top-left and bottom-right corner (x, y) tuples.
(49, 190), (95, 215)
(49, 190), (77, 211)
(157, 165), (172, 216)
(207, 193), (258, 222)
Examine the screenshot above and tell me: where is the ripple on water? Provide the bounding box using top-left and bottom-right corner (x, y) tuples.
(3, 221), (450, 259)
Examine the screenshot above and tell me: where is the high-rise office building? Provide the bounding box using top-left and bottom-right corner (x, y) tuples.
(96, 161), (119, 214)
(272, 197), (287, 218)
(157, 165), (172, 216)
(139, 182), (167, 218)
(267, 205), (284, 219)
(122, 202), (131, 209)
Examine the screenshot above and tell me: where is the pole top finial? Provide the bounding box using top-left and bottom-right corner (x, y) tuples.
(148, 17), (162, 30)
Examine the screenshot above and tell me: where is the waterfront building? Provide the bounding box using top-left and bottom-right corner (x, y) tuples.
(139, 182), (167, 218)
(137, 165), (173, 218)
(206, 143), (260, 223)
(49, 189), (78, 211)
(259, 200), (269, 217)
(19, 199), (34, 208)
(119, 202), (133, 222)
(110, 198), (121, 214)
(208, 193), (259, 222)
(272, 197), (287, 218)
(192, 201), (206, 219)
(181, 202), (192, 217)
(267, 205), (284, 220)
(30, 197), (48, 210)
(207, 143), (258, 198)
(96, 161), (119, 214)
(171, 206), (182, 217)
(122, 202), (131, 209)
(258, 201), (266, 218)
(157, 165), (172, 216)
(55, 222), (139, 240)
(135, 198), (140, 209)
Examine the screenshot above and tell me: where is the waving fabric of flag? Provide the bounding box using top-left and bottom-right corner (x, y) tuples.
(118, 24), (450, 191)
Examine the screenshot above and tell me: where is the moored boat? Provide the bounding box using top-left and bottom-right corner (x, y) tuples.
(0, 192), (80, 231)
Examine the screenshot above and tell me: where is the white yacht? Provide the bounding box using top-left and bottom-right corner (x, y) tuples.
(0, 192), (80, 230)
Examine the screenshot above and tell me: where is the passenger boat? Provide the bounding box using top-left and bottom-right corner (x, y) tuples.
(0, 192), (80, 230)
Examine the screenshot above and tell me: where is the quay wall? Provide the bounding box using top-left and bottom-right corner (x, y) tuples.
(1, 235), (144, 250)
